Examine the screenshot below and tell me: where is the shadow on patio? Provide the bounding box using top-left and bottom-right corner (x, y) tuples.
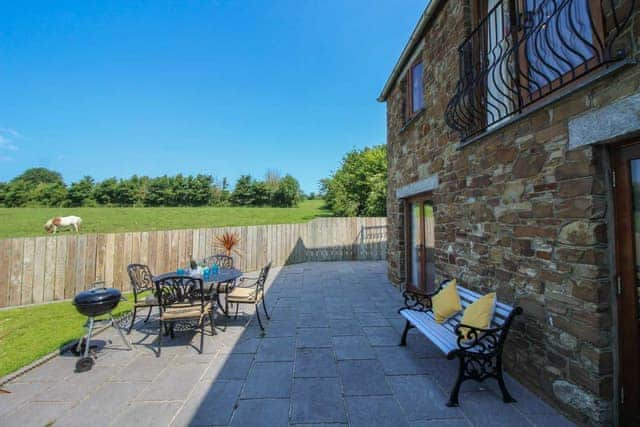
(0, 261), (574, 426)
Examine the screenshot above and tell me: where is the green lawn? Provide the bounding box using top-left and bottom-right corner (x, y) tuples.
(0, 296), (135, 378)
(0, 199), (330, 239)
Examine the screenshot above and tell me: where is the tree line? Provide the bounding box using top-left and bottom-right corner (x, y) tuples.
(0, 144), (388, 216)
(0, 168), (303, 208)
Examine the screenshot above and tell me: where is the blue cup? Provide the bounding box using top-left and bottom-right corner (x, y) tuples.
(203, 267), (210, 281)
(177, 268), (185, 275)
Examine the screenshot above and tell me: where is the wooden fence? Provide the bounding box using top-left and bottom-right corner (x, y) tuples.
(0, 217), (387, 308)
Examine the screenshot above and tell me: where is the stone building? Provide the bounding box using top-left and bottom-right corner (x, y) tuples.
(378, 1), (640, 425)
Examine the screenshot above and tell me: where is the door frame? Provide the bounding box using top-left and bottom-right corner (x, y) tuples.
(403, 193), (433, 293)
(611, 141), (640, 425)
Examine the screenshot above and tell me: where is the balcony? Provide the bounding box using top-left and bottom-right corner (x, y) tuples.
(445, 0), (637, 142)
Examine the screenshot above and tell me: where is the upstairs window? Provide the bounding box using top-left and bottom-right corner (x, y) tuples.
(405, 60), (424, 122)
(411, 62), (424, 113)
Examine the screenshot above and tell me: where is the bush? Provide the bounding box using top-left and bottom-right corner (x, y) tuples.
(272, 175), (302, 207)
(230, 174), (301, 207)
(230, 175), (255, 206)
(30, 182), (67, 207)
(66, 176), (95, 207)
(321, 145), (387, 217)
(1, 167), (68, 207)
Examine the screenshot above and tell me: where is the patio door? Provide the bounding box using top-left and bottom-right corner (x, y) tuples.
(405, 196), (435, 293)
(612, 142), (640, 425)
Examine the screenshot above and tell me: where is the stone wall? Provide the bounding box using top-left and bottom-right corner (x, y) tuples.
(384, 1), (640, 424)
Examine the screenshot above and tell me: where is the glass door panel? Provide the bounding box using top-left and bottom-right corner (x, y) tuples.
(424, 203), (436, 293)
(406, 198), (435, 292)
(411, 203), (421, 288)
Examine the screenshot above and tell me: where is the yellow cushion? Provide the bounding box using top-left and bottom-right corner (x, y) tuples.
(227, 287), (258, 302)
(459, 293), (496, 339)
(161, 303), (211, 320)
(431, 280), (461, 323)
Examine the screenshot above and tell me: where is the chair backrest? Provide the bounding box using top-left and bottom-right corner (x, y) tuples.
(127, 264), (154, 299)
(154, 276), (205, 312)
(256, 262), (272, 292)
(203, 254), (234, 269)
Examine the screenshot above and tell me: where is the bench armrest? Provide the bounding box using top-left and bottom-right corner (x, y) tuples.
(400, 279), (449, 312)
(451, 323), (504, 355)
(451, 305), (523, 356)
(401, 290), (434, 312)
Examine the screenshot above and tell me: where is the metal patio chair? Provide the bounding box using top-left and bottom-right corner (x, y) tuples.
(226, 262), (272, 330)
(154, 275), (215, 355)
(202, 254), (236, 313)
(126, 264), (159, 334)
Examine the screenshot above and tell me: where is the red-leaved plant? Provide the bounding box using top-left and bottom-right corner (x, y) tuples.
(214, 231), (242, 257)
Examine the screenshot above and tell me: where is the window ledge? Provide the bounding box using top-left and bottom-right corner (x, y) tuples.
(398, 108), (425, 135)
(456, 59), (636, 151)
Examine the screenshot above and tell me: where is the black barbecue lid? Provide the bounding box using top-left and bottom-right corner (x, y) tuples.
(73, 287), (121, 305)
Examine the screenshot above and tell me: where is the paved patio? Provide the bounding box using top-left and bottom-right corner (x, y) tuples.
(0, 261), (572, 426)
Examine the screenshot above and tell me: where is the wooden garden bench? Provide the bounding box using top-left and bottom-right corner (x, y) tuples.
(398, 280), (523, 407)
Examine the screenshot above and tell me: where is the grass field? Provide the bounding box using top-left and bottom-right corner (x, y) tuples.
(0, 199), (330, 239)
(0, 295), (135, 378)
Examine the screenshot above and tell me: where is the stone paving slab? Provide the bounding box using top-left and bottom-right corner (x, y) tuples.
(388, 375), (463, 421)
(172, 379), (243, 426)
(0, 261), (574, 426)
(291, 377), (348, 424)
(337, 359), (392, 397)
(255, 337), (295, 362)
(242, 361), (294, 399)
(294, 348), (338, 378)
(345, 395), (409, 427)
(3, 401), (74, 426)
(230, 398), (290, 427)
(296, 327), (332, 348)
(112, 401), (183, 427)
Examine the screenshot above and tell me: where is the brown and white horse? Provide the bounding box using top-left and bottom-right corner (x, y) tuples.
(44, 216), (83, 234)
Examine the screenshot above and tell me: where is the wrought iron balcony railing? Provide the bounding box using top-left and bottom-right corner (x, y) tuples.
(445, 0), (637, 141)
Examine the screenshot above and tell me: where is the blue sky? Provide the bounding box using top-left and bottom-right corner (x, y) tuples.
(0, 0), (425, 193)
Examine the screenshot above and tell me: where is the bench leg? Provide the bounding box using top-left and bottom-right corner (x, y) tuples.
(446, 354), (516, 407)
(447, 355), (465, 407)
(496, 357), (516, 403)
(399, 320), (413, 346)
